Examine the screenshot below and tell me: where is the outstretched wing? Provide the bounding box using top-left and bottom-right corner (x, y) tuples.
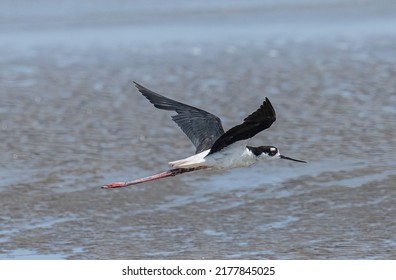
(207, 97), (276, 155)
(134, 82), (225, 154)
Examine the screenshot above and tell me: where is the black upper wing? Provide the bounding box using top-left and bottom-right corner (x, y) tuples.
(134, 82), (225, 154)
(207, 97), (276, 155)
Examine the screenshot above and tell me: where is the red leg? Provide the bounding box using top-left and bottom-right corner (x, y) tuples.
(102, 167), (207, 189)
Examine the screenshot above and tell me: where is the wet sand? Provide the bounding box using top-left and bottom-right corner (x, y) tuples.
(1, 0), (396, 259)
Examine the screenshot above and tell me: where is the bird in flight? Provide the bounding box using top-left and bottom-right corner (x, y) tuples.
(102, 82), (306, 189)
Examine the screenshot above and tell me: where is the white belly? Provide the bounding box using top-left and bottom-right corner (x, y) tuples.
(205, 147), (257, 169)
(169, 141), (257, 170)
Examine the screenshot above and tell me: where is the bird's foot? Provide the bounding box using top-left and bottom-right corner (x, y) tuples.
(101, 182), (126, 189)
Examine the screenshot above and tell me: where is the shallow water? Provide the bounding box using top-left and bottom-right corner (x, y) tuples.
(0, 0), (396, 259)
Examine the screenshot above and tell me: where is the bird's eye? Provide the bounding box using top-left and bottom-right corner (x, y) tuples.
(270, 147), (277, 156)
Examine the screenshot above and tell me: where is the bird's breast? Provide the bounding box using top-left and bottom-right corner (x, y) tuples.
(205, 147), (257, 170)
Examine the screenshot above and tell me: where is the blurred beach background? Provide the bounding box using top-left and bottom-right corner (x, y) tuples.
(0, 0), (395, 259)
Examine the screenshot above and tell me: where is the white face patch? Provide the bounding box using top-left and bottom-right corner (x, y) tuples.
(269, 147), (278, 156)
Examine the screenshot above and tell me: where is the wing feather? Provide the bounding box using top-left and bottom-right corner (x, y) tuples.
(134, 82), (225, 153)
(207, 97), (276, 155)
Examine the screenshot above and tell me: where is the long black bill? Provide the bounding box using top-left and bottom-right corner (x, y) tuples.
(280, 155), (306, 163)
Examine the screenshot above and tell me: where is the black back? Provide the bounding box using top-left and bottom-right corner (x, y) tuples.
(134, 82), (225, 154)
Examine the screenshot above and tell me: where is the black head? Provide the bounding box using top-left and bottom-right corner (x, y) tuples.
(247, 146), (306, 163)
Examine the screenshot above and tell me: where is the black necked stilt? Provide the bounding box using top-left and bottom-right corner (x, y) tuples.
(102, 82), (306, 189)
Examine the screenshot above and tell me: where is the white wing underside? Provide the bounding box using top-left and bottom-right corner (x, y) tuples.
(169, 140), (256, 170)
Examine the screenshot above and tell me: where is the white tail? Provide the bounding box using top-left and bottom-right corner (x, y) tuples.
(169, 149), (209, 169)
